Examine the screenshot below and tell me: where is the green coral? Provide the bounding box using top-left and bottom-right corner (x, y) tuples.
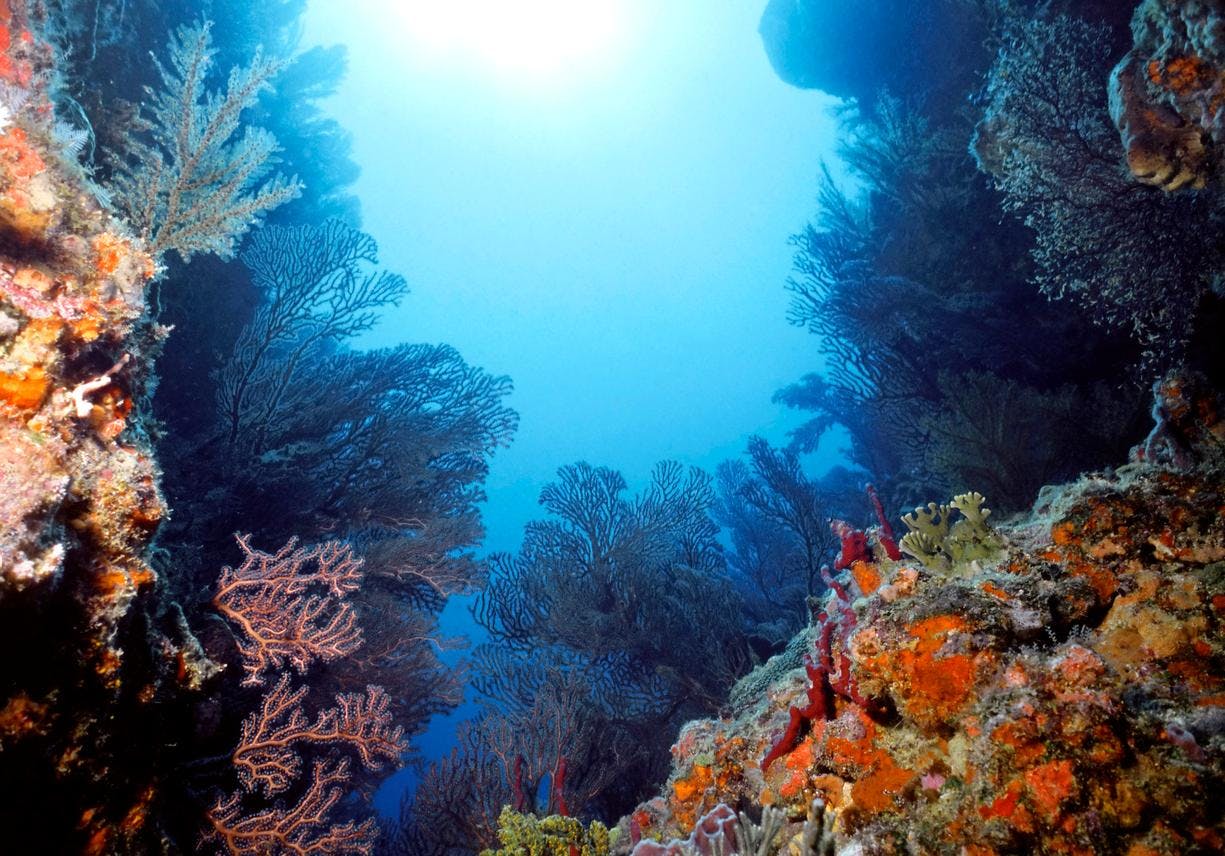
(480, 806), (611, 856)
(899, 491), (1003, 573)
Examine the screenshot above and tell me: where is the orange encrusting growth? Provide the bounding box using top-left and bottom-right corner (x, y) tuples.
(0, 364), (47, 409)
(0, 9), (173, 852)
(632, 424), (1225, 852)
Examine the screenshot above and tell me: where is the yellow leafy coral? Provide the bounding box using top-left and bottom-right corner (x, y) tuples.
(899, 491), (1003, 573)
(480, 807), (611, 856)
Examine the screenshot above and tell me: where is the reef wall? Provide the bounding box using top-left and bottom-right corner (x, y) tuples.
(0, 2), (200, 851)
(1109, 0), (1225, 191)
(619, 373), (1225, 853)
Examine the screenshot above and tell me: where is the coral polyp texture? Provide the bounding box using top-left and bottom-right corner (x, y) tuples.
(619, 375), (1225, 854)
(0, 2), (197, 851)
(1109, 0), (1225, 190)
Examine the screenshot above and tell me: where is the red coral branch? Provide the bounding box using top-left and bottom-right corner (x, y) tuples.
(866, 483), (902, 560)
(832, 485), (903, 569)
(511, 754), (527, 812)
(762, 569), (884, 771)
(831, 519), (870, 570)
(760, 642), (833, 772)
(208, 759), (378, 856)
(214, 535), (364, 685)
(232, 673), (407, 795)
(553, 756), (569, 817)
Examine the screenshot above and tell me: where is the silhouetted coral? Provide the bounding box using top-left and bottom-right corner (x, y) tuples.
(466, 462), (751, 823)
(779, 90), (1147, 514)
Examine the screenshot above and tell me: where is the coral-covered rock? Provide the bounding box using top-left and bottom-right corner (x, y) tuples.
(1133, 369), (1225, 468)
(1109, 0), (1225, 190)
(0, 3), (209, 852)
(620, 382), (1225, 853)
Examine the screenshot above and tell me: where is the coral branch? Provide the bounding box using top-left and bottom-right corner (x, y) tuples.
(214, 535), (364, 685)
(108, 21), (299, 263)
(232, 673), (407, 795)
(866, 483), (902, 561)
(830, 519), (869, 571)
(208, 759), (378, 856)
(760, 645), (832, 772)
(762, 568), (881, 771)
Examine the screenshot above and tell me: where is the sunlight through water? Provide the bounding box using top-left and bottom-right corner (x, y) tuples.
(391, 0), (628, 88)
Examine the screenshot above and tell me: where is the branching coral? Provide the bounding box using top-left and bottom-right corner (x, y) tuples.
(733, 437), (843, 597)
(208, 759), (378, 856)
(713, 459), (810, 633)
(919, 370), (1139, 512)
(774, 92), (1144, 512)
(107, 20), (300, 263)
(231, 673), (405, 796)
(209, 536), (405, 855)
(388, 720), (528, 854)
(458, 462), (749, 828)
(213, 534), (364, 686)
(216, 220), (406, 452)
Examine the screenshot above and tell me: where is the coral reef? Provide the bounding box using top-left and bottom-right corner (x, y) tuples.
(1109, 0), (1225, 191)
(0, 2), (208, 850)
(620, 376), (1225, 854)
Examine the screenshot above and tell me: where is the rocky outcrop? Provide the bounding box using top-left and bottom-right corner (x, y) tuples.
(1109, 0), (1225, 190)
(620, 373), (1225, 854)
(756, 0), (986, 109)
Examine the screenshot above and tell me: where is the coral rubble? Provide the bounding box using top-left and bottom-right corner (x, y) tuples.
(620, 376), (1225, 854)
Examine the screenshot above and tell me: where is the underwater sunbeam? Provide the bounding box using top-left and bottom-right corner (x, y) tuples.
(392, 0), (626, 85)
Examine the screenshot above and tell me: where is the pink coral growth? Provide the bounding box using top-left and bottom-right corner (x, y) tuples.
(232, 673), (406, 795)
(214, 534), (364, 685)
(208, 759), (378, 856)
(631, 803), (738, 856)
